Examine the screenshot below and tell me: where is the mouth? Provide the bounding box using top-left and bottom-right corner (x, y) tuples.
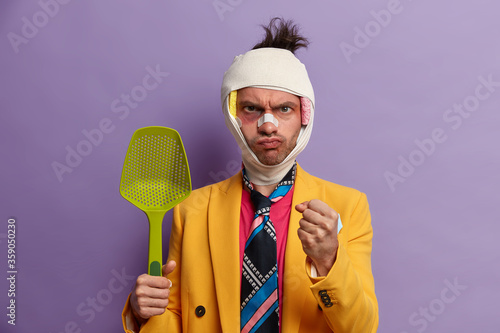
(256, 137), (282, 149)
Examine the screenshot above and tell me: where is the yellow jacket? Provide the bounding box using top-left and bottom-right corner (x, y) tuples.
(123, 165), (378, 332)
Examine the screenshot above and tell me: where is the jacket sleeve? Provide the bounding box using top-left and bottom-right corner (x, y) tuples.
(307, 192), (379, 332)
(121, 205), (184, 333)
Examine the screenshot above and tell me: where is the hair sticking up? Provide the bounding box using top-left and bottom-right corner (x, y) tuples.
(252, 17), (309, 54)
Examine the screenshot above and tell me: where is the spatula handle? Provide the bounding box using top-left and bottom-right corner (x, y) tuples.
(146, 211), (166, 276)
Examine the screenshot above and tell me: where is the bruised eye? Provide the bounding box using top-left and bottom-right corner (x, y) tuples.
(244, 106), (256, 112)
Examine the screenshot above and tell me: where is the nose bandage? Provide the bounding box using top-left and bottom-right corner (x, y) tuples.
(257, 113), (279, 127)
(221, 48), (315, 185)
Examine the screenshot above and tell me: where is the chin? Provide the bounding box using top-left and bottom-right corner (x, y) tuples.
(257, 155), (286, 166)
(253, 147), (289, 166)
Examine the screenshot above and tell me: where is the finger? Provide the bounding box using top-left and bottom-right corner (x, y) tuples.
(298, 218), (317, 234)
(301, 207), (326, 226)
(307, 199), (338, 220)
(162, 260), (176, 278)
(138, 306), (167, 318)
(300, 209), (337, 235)
(133, 298), (169, 320)
(295, 201), (310, 213)
(297, 228), (314, 248)
(297, 227), (308, 243)
(137, 274), (170, 289)
(297, 228), (318, 251)
(136, 286), (171, 302)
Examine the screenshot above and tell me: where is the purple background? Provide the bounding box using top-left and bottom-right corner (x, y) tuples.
(1, 0), (499, 332)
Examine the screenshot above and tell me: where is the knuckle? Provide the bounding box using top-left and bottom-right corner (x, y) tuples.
(324, 221), (334, 232)
(302, 236), (313, 247)
(135, 287), (146, 298)
(136, 275), (148, 285)
(328, 210), (338, 221)
(136, 298), (147, 308)
(310, 199), (323, 210)
(297, 231), (303, 240)
(310, 199), (320, 205)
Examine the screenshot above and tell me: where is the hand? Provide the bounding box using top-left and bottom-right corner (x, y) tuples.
(296, 200), (339, 276)
(130, 260), (176, 324)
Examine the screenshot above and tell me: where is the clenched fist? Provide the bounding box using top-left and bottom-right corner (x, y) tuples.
(296, 200), (339, 276)
(130, 260), (176, 324)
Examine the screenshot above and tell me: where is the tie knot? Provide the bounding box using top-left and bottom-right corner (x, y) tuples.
(250, 190), (272, 213)
(242, 162), (297, 215)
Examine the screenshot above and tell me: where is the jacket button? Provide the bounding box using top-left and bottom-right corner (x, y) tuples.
(195, 305), (206, 317)
(321, 294), (330, 302)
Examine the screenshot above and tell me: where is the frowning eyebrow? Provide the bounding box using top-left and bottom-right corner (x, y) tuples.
(237, 100), (299, 110)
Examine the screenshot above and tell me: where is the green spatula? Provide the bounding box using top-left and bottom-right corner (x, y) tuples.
(120, 126), (191, 276)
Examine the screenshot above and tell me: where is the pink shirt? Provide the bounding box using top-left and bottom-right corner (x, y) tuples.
(239, 185), (294, 329)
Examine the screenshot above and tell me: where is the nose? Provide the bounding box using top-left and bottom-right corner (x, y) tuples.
(257, 111), (278, 135)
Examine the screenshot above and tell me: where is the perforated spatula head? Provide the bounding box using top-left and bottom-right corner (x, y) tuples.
(120, 126), (191, 275)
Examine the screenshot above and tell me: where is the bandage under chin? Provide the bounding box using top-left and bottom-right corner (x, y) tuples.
(257, 113), (279, 127)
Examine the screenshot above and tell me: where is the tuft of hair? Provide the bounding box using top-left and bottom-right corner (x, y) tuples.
(252, 17), (309, 54)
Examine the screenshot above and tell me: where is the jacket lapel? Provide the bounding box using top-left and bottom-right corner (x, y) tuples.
(282, 164), (314, 333)
(208, 172), (242, 332)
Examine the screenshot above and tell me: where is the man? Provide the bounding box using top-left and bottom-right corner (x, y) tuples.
(122, 18), (378, 332)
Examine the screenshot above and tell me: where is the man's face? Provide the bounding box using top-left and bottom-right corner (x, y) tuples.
(236, 87), (302, 166)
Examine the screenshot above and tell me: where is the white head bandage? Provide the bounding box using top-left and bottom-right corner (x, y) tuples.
(221, 48), (315, 185)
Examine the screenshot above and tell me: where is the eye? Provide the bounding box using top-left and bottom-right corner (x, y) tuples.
(281, 106), (291, 113)
(244, 106), (256, 112)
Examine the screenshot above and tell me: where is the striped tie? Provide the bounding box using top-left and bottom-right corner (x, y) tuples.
(240, 163), (296, 333)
